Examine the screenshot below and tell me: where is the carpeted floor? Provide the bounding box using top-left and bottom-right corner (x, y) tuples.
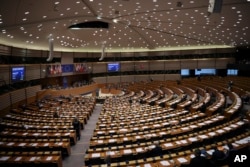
(62, 103), (103, 167)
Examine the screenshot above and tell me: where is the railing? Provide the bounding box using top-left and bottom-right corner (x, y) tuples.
(36, 83), (100, 99)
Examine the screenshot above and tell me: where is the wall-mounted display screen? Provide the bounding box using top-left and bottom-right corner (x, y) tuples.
(11, 66), (25, 82)
(181, 69), (190, 76)
(107, 62), (120, 72)
(195, 68), (216, 75)
(227, 69), (238, 76)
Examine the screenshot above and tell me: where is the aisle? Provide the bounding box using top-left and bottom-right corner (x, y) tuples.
(62, 103), (103, 167)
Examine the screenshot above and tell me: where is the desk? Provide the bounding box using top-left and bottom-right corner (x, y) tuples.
(0, 130), (76, 145)
(0, 141), (71, 156)
(157, 160), (174, 167)
(0, 155), (62, 167)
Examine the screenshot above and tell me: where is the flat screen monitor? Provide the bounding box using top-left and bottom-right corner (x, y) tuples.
(195, 68), (216, 76)
(11, 66), (25, 82)
(227, 69), (238, 76)
(181, 69), (190, 76)
(107, 62), (120, 72)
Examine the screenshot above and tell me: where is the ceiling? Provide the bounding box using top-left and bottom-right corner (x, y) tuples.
(0, 0), (249, 52)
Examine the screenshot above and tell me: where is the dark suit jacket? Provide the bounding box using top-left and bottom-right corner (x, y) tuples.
(189, 156), (210, 167)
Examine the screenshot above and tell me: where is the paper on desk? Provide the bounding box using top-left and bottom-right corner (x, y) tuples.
(143, 163), (151, 167)
(44, 143), (49, 146)
(18, 143), (26, 146)
(124, 149), (132, 154)
(15, 157), (22, 161)
(29, 157), (36, 161)
(160, 160), (170, 166)
(177, 157), (187, 163)
(7, 142), (14, 146)
(136, 148), (144, 152)
(164, 143), (173, 147)
(92, 153), (100, 158)
(0, 156), (10, 161)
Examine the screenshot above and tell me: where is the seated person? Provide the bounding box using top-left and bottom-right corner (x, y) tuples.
(226, 143), (238, 167)
(189, 149), (210, 167)
(210, 146), (227, 166)
(149, 141), (163, 157)
(53, 111), (59, 118)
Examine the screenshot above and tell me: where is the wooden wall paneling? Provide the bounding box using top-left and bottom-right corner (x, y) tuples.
(197, 59), (216, 68)
(41, 50), (48, 59)
(150, 74), (165, 81)
(61, 52), (73, 64)
(26, 49), (42, 57)
(134, 52), (149, 57)
(216, 48), (236, 53)
(134, 75), (150, 82)
(164, 74), (181, 81)
(150, 51), (165, 56)
(106, 52), (121, 59)
(121, 62), (134, 72)
(150, 61), (164, 71)
(26, 85), (41, 98)
(165, 60), (180, 70)
(53, 51), (62, 58)
(0, 65), (10, 84)
(92, 62), (106, 73)
(120, 75), (135, 83)
(0, 93), (11, 111)
(36, 83), (99, 99)
(107, 76), (120, 83)
(165, 50), (181, 56)
(215, 58), (235, 69)
(120, 52), (134, 57)
(93, 77), (107, 84)
(180, 59), (197, 69)
(10, 89), (26, 104)
(0, 44), (11, 55)
(91, 52), (101, 59)
(26, 64), (41, 80)
(135, 61), (149, 71)
(11, 47), (26, 57)
(73, 52), (88, 58)
(40, 64), (47, 78)
(95, 75), (175, 83)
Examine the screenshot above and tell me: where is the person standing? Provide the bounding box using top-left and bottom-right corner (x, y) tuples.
(72, 117), (81, 140)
